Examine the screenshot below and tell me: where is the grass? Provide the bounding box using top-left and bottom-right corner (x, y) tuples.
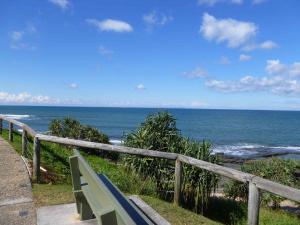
(0, 129), (156, 194)
(1, 129), (25, 154)
(31, 184), (300, 225)
(260, 208), (300, 225)
(1, 130), (300, 225)
(204, 197), (300, 225)
(32, 183), (74, 207)
(32, 183), (221, 225)
(141, 195), (222, 225)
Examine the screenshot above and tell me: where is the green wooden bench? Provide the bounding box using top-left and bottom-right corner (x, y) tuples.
(69, 149), (170, 225)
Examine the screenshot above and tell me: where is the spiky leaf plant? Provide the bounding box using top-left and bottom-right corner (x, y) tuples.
(181, 139), (219, 213)
(123, 112), (182, 199)
(123, 111), (219, 213)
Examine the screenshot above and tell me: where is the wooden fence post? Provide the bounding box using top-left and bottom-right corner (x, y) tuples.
(248, 182), (260, 225)
(22, 130), (28, 157)
(0, 118), (2, 134)
(174, 158), (183, 206)
(9, 122), (13, 142)
(33, 136), (41, 183)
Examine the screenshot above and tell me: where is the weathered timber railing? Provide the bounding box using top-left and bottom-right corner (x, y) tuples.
(0, 115), (299, 225)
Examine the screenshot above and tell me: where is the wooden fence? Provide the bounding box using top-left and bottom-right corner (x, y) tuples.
(0, 115), (299, 225)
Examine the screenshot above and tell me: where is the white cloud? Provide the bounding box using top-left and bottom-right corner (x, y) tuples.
(198, 0), (243, 6)
(242, 40), (278, 51)
(239, 54), (252, 61)
(86, 19), (133, 33)
(260, 40), (278, 49)
(10, 43), (36, 51)
(49, 0), (70, 10)
(200, 13), (257, 48)
(183, 67), (208, 78)
(68, 83), (78, 89)
(10, 24), (37, 50)
(143, 11), (173, 30)
(0, 91), (81, 105)
(266, 60), (287, 74)
(200, 13), (277, 51)
(290, 63), (300, 77)
(0, 92), (61, 105)
(205, 60), (300, 95)
(219, 56), (231, 65)
(98, 45), (114, 58)
(136, 84), (146, 90)
(265, 60), (300, 77)
(205, 76), (300, 95)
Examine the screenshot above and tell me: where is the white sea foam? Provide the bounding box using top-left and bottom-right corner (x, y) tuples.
(17, 129), (23, 133)
(1, 114), (31, 120)
(272, 146), (300, 151)
(106, 140), (300, 158)
(110, 139), (123, 145)
(212, 143), (300, 158)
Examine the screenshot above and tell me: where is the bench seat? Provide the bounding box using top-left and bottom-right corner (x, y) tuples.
(69, 149), (169, 225)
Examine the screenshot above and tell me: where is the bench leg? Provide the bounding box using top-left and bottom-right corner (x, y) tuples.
(80, 196), (94, 220)
(75, 198), (80, 214)
(74, 191), (94, 220)
(98, 208), (118, 225)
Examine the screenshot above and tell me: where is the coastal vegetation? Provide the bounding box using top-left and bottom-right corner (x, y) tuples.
(49, 117), (109, 143)
(0, 129), (220, 225)
(123, 112), (219, 213)
(1, 111), (299, 225)
(224, 158), (300, 208)
(49, 117), (118, 159)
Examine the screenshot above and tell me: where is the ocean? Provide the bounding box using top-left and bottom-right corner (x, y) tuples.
(1, 105), (300, 160)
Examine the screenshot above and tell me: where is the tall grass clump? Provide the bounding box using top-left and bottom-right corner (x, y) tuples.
(123, 111), (219, 213)
(181, 139), (219, 214)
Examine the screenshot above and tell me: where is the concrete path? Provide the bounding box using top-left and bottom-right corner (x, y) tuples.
(0, 136), (36, 225)
(37, 203), (97, 225)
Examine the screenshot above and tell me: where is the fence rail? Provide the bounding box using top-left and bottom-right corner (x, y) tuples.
(0, 115), (299, 225)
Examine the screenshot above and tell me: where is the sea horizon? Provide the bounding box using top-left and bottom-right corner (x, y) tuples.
(1, 105), (300, 160)
(1, 104), (300, 112)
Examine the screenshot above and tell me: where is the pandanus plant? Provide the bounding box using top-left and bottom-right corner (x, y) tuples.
(123, 112), (219, 213)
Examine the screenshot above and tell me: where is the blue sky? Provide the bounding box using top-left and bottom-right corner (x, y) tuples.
(1, 0), (300, 110)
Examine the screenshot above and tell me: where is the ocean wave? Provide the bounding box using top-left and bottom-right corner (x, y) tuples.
(110, 139), (123, 145)
(212, 143), (300, 158)
(1, 114), (32, 120)
(107, 140), (300, 158)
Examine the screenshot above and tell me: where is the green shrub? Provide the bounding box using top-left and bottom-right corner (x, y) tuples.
(48, 117), (118, 159)
(224, 158), (299, 208)
(49, 118), (109, 143)
(123, 111), (219, 213)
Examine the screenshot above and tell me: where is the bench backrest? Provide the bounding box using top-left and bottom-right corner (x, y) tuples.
(70, 149), (155, 225)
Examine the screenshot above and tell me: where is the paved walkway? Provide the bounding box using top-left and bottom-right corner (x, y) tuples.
(0, 136), (36, 225)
